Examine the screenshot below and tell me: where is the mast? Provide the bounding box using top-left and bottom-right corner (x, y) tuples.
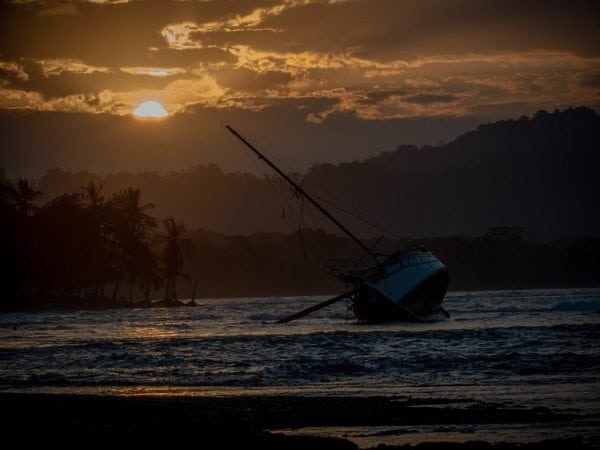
(225, 125), (376, 259)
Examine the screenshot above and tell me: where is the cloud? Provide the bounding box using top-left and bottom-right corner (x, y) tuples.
(0, 88), (44, 109)
(1, 0), (181, 65)
(37, 3), (80, 17)
(404, 94), (459, 105)
(0, 58), (191, 100)
(572, 69), (600, 88)
(37, 59), (110, 76)
(0, 61), (29, 83)
(215, 67), (292, 91)
(146, 47), (236, 67)
(158, 0), (599, 61)
(120, 67), (187, 77)
(0, 0), (598, 121)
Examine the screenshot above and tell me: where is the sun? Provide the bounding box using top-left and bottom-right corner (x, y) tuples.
(133, 100), (168, 118)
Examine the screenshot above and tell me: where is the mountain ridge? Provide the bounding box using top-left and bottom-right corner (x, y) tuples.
(3, 106), (599, 239)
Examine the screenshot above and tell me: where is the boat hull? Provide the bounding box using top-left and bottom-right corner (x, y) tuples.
(340, 251), (450, 323)
(352, 268), (449, 323)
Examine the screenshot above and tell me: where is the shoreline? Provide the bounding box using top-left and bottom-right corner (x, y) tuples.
(2, 286), (599, 314)
(2, 393), (597, 448)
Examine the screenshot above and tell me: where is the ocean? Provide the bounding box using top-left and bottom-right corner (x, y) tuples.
(1, 288), (599, 445)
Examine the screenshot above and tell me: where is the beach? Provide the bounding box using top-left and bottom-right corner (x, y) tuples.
(2, 393), (596, 448)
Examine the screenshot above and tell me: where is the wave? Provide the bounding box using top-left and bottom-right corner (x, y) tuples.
(27, 372), (71, 386)
(552, 300), (600, 312)
(245, 313), (282, 322)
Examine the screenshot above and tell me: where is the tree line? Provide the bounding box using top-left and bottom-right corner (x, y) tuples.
(1, 180), (598, 311)
(0, 179), (193, 310)
(182, 227), (600, 298)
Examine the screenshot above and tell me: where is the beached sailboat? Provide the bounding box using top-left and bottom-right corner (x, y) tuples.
(226, 125), (450, 323)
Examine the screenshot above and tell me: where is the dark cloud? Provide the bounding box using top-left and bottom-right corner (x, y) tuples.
(0, 0), (274, 66)
(1, 1), (162, 65)
(365, 90), (408, 101)
(254, 0), (600, 58)
(147, 47), (236, 67)
(0, 65), (25, 87)
(573, 70), (600, 88)
(2, 0), (598, 69)
(0, 59), (186, 99)
(404, 94), (459, 104)
(215, 67), (292, 91)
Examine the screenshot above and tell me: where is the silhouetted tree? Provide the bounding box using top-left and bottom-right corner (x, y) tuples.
(107, 187), (157, 302)
(9, 178), (42, 217)
(156, 217), (193, 302)
(78, 182), (112, 298)
(33, 192), (102, 300)
(81, 182), (104, 209)
(0, 179), (23, 307)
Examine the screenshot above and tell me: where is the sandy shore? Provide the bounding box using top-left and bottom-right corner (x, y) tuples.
(1, 393), (596, 448)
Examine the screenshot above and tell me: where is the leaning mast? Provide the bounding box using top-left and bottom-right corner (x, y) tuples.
(225, 125), (376, 259)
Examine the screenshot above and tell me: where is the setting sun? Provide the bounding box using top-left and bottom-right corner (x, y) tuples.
(133, 100), (168, 118)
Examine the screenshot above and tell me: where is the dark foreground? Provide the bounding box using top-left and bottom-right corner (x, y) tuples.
(2, 394), (597, 448)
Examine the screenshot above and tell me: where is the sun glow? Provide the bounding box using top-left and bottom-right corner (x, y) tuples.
(133, 100), (168, 118)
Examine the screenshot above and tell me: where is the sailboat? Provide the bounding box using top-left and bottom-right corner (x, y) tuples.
(226, 125), (450, 324)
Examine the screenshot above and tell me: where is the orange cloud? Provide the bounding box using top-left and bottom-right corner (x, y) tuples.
(0, 1), (598, 122)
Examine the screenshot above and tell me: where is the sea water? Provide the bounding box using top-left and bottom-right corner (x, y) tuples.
(1, 288), (599, 444)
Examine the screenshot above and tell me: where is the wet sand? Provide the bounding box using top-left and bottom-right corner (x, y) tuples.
(1, 393), (596, 448)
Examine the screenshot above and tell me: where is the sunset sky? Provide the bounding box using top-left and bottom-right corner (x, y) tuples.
(1, 0), (599, 176)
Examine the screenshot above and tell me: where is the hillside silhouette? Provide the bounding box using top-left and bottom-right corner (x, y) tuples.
(7, 106), (600, 241)
(304, 106), (599, 238)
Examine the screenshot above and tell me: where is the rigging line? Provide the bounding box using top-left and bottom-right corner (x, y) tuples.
(229, 127), (390, 240)
(303, 200), (338, 259)
(261, 152), (409, 239)
(243, 147), (298, 220)
(305, 179), (405, 234)
(240, 144), (288, 215)
(226, 125), (376, 259)
(247, 147), (303, 220)
(258, 146), (304, 175)
(239, 139), (269, 178)
(231, 128), (405, 240)
(265, 172), (299, 220)
(311, 192), (403, 239)
(230, 124), (307, 180)
(234, 136), (310, 214)
(297, 197), (313, 296)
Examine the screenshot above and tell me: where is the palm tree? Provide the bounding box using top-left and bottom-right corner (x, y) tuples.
(156, 217), (193, 302)
(10, 178), (42, 217)
(111, 187), (156, 238)
(81, 182), (104, 208)
(107, 187), (158, 303)
(1, 179), (42, 304)
(80, 182), (110, 298)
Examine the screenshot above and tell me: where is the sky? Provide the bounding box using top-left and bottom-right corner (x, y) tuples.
(1, 0), (599, 176)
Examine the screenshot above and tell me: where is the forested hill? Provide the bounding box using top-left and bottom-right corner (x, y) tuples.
(9, 106), (600, 240)
(303, 106), (600, 238)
